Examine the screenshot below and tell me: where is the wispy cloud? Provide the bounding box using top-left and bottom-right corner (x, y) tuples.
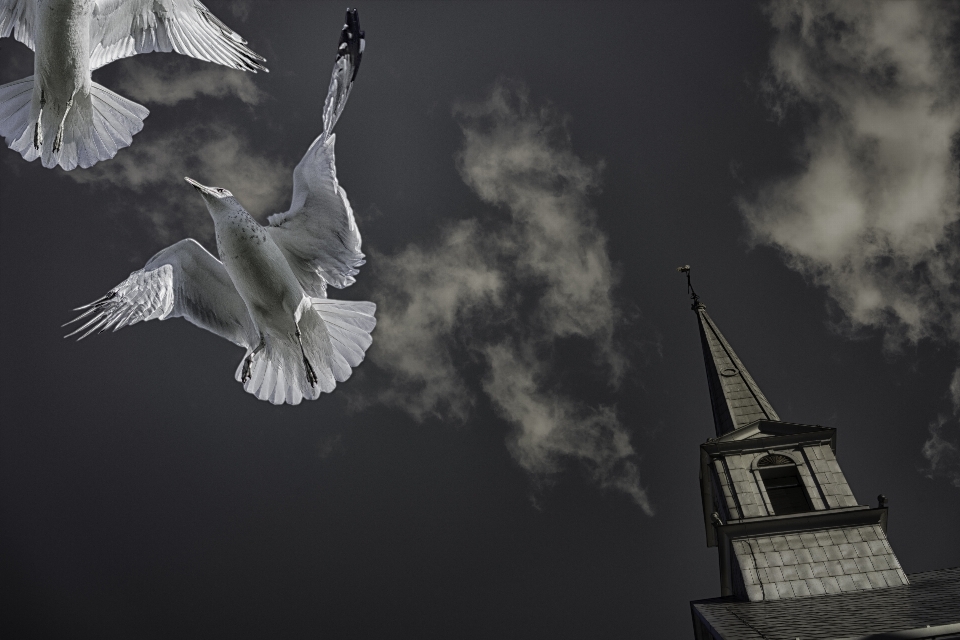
(55, 54), (280, 243)
(65, 122), (290, 243)
(227, 0), (253, 23)
(371, 81), (650, 512)
(484, 344), (649, 509)
(114, 58), (266, 107)
(372, 219), (504, 422)
(922, 415), (960, 488)
(742, 0), (960, 486)
(455, 85), (627, 381)
(922, 368), (960, 487)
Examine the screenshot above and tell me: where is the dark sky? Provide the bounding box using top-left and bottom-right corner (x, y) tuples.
(2, 1), (959, 638)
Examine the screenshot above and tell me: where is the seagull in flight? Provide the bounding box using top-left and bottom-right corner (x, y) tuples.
(0, 0), (267, 170)
(65, 9), (373, 405)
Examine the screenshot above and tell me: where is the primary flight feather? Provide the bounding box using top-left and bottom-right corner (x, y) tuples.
(0, 0), (267, 170)
(65, 9), (372, 406)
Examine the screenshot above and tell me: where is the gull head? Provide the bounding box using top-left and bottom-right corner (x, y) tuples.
(185, 177), (240, 217)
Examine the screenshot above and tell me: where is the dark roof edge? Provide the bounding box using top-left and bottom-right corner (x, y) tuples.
(834, 621), (960, 639)
(689, 568), (960, 637)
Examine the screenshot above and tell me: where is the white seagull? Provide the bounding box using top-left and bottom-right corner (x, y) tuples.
(65, 9), (373, 405)
(0, 0), (267, 170)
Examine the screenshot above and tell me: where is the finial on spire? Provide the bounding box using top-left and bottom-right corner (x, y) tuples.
(677, 265), (703, 310)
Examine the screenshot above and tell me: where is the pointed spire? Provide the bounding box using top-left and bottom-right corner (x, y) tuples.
(679, 266), (780, 437)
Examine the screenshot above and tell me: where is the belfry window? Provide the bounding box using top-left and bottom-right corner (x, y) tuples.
(757, 455), (811, 515)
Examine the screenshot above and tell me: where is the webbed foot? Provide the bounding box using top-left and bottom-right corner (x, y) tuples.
(241, 355), (254, 383)
(34, 91), (45, 150)
(53, 99), (73, 153)
(303, 357), (318, 387)
(53, 125), (63, 152)
(294, 327), (318, 387)
(241, 335), (265, 384)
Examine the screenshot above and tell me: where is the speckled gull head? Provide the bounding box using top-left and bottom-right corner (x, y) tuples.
(184, 176), (238, 217)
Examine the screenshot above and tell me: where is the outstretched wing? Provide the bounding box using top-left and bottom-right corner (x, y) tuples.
(0, 0), (37, 51)
(65, 238), (256, 348)
(266, 9), (365, 298)
(88, 0), (267, 72)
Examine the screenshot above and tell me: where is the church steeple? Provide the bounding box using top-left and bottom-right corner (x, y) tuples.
(678, 265), (779, 437)
(679, 266), (908, 619)
(695, 304), (780, 437)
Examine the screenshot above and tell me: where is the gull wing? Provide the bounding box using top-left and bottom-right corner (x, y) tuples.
(88, 0), (267, 72)
(65, 238), (256, 348)
(0, 0), (37, 51)
(266, 9), (365, 298)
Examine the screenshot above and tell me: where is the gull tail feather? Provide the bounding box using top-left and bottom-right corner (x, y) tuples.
(232, 299), (375, 405)
(1, 77), (148, 170)
(0, 76), (38, 162)
(313, 298), (375, 374)
(233, 328), (334, 406)
(50, 82), (149, 170)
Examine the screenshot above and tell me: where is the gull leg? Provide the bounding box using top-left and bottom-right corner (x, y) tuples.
(295, 328), (318, 387)
(33, 90), (45, 150)
(241, 334), (265, 384)
(53, 97), (74, 153)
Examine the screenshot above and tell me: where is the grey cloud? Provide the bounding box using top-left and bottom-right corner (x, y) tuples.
(372, 220), (505, 422)
(114, 58), (266, 107)
(228, 0), (253, 22)
(371, 81), (650, 511)
(922, 415), (960, 488)
(455, 85), (626, 381)
(484, 344), (652, 513)
(921, 368), (960, 488)
(60, 54), (279, 244)
(66, 122), (290, 243)
(742, 0), (960, 485)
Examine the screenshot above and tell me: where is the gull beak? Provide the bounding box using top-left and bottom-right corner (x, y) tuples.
(184, 176), (218, 197)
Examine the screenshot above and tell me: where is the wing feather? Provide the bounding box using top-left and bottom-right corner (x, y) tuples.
(88, 0), (267, 72)
(65, 238), (256, 348)
(0, 0), (37, 51)
(267, 9), (365, 298)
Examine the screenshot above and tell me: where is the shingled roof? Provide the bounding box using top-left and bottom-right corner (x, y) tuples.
(696, 303), (780, 437)
(691, 567), (960, 639)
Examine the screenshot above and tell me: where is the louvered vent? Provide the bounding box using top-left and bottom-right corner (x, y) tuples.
(757, 454), (793, 467)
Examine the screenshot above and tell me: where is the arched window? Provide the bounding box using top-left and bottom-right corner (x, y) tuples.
(756, 454), (811, 515)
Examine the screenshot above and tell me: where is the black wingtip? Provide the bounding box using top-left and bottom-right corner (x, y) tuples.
(339, 8), (364, 80)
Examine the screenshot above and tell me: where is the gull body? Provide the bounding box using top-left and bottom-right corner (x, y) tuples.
(0, 0), (267, 170)
(207, 188), (302, 321)
(35, 0), (93, 95)
(187, 178), (329, 390)
(66, 10), (371, 405)
(31, 0), (92, 153)
(221, 213), (304, 329)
